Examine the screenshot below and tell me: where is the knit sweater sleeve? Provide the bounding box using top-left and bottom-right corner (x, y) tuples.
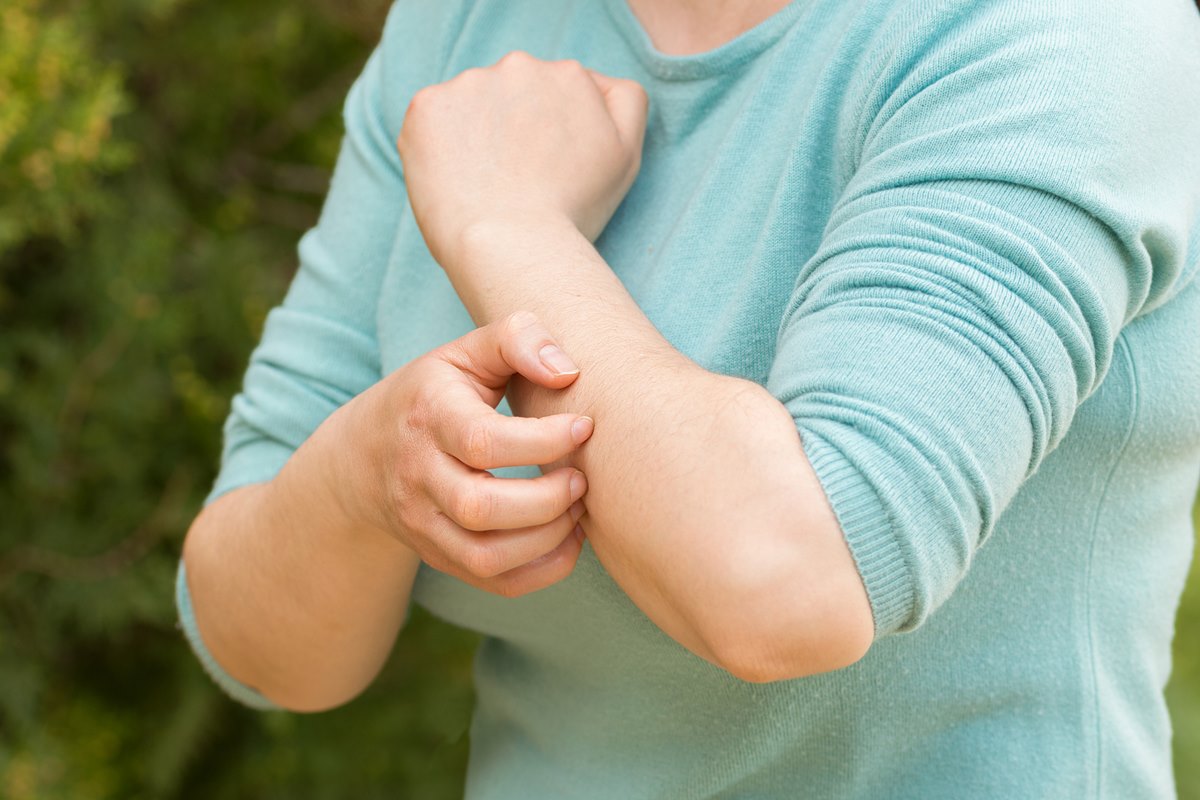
(175, 2), (465, 707)
(766, 0), (1200, 637)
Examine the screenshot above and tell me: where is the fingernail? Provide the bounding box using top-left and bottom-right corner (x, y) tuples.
(569, 470), (587, 501)
(573, 524), (586, 544)
(569, 500), (585, 522)
(570, 416), (594, 445)
(539, 344), (579, 376)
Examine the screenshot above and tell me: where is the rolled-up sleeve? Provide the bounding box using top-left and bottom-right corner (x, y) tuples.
(767, 0), (1200, 636)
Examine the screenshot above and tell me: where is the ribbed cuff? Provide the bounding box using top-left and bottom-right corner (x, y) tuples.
(801, 431), (915, 637)
(175, 561), (282, 711)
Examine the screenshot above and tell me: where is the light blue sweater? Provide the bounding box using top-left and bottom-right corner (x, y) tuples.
(178, 0), (1200, 796)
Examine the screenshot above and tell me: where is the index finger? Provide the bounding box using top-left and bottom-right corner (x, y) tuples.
(439, 311), (582, 396)
(434, 384), (594, 470)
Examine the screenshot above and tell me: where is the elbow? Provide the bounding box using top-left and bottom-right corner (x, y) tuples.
(711, 601), (874, 683)
(695, 383), (875, 682)
(181, 525), (382, 716)
(709, 607), (873, 684)
(697, 522), (876, 684)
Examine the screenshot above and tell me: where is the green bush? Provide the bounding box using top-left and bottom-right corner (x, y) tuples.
(0, 1), (475, 797)
(0, 0), (131, 255)
(0, 1), (1196, 797)
(1169, 504), (1200, 797)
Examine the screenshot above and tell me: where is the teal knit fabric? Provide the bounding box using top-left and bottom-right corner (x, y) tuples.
(177, 0), (1200, 795)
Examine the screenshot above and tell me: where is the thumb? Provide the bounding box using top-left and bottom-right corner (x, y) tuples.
(441, 311), (581, 393)
(587, 70), (649, 153)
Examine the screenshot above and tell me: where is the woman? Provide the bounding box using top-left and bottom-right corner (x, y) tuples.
(178, 0), (1200, 796)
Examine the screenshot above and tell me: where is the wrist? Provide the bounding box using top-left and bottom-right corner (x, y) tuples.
(448, 213), (609, 327)
(452, 211), (586, 277)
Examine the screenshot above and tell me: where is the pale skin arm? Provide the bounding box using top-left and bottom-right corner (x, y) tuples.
(459, 218), (872, 680)
(184, 319), (598, 711)
(182, 417), (420, 713)
(399, 54), (875, 681)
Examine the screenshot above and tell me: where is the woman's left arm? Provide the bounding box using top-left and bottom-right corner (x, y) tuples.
(397, 53), (873, 682)
(451, 214), (875, 682)
(399, 0), (1200, 682)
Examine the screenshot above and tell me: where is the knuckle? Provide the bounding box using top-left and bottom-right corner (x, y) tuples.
(404, 399), (432, 436)
(382, 460), (422, 519)
(407, 85), (435, 113)
(492, 577), (529, 599)
(450, 483), (491, 529)
(557, 58), (586, 75)
(503, 310), (540, 338)
(460, 418), (494, 466)
(500, 49), (532, 66)
(464, 542), (505, 579)
(452, 67), (486, 88)
(404, 383), (438, 432)
(388, 479), (417, 525)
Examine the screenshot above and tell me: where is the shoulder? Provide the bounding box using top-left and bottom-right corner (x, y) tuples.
(844, 0), (1200, 211)
(832, 0), (1200, 310)
(846, 0), (1200, 124)
(863, 0), (1200, 56)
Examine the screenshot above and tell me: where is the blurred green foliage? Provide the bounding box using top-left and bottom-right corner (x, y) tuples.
(0, 0), (477, 797)
(1169, 503), (1200, 797)
(0, 1), (1197, 798)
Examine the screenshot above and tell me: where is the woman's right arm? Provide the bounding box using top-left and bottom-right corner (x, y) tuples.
(179, 4), (595, 713)
(181, 400), (421, 714)
(183, 315), (594, 712)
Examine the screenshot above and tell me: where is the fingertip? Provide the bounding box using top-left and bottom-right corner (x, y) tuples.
(569, 415), (594, 446)
(569, 470), (587, 502)
(523, 368), (580, 392)
(538, 344), (579, 378)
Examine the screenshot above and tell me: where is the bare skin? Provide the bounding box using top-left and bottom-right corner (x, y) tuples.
(183, 318), (597, 710)
(399, 54), (873, 681)
(182, 0), (871, 712)
(625, 0), (795, 55)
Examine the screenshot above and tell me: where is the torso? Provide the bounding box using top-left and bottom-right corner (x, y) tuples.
(366, 1), (1200, 796)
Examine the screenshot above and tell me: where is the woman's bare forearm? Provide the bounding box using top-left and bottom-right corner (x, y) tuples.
(446, 217), (874, 681)
(182, 392), (421, 712)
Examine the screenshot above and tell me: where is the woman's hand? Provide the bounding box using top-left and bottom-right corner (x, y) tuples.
(396, 51), (648, 272)
(335, 311), (594, 597)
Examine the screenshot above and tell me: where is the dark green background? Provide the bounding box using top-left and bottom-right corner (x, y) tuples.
(1, 1), (1197, 796)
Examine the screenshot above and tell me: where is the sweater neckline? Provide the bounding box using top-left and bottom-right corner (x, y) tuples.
(602, 0), (810, 82)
